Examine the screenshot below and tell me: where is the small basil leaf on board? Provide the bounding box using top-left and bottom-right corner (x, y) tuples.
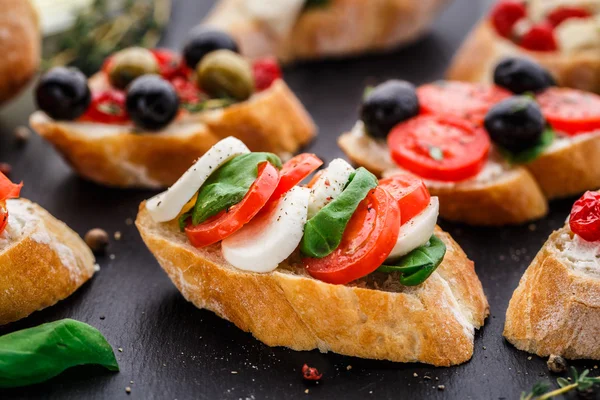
(0, 319), (119, 388)
(378, 235), (446, 286)
(498, 128), (555, 165)
(180, 152), (282, 228)
(300, 167), (378, 258)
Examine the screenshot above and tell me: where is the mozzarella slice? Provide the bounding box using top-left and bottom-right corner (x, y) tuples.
(556, 17), (600, 53)
(146, 137), (250, 222)
(387, 197), (439, 260)
(307, 158), (354, 218)
(222, 187), (310, 272)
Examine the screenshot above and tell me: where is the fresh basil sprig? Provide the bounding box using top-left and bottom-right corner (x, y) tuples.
(180, 152), (282, 229)
(300, 168), (378, 258)
(378, 235), (446, 286)
(498, 128), (555, 165)
(0, 319), (119, 388)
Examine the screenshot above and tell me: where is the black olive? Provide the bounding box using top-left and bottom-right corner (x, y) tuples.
(183, 27), (239, 69)
(493, 57), (556, 94)
(484, 95), (546, 152)
(126, 75), (179, 131)
(360, 80), (420, 139)
(35, 67), (91, 120)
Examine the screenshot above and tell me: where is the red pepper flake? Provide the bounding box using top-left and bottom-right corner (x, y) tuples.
(302, 364), (322, 381)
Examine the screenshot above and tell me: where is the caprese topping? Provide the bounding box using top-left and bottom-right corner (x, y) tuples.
(146, 138), (446, 287)
(570, 191), (600, 242)
(358, 58), (600, 182)
(35, 29), (282, 130)
(490, 1), (594, 52)
(0, 173), (23, 235)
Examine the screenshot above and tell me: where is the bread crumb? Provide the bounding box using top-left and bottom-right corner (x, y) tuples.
(125, 218), (133, 225)
(14, 126), (31, 144)
(109, 254), (116, 260)
(304, 389), (309, 394)
(118, 347), (123, 352)
(114, 231), (122, 240)
(527, 356), (532, 360)
(125, 387), (131, 394)
(231, 371), (238, 374)
(547, 355), (567, 373)
(413, 373), (418, 377)
(528, 224), (537, 231)
(346, 365), (352, 371)
(438, 385), (445, 390)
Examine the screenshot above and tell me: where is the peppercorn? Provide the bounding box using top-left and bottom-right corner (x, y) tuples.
(85, 228), (109, 253)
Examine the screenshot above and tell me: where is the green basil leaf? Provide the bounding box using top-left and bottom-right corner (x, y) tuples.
(498, 128), (555, 165)
(378, 235), (446, 286)
(182, 152), (282, 228)
(300, 167), (378, 258)
(0, 319), (119, 388)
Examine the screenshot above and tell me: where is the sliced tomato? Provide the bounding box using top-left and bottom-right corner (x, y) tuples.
(418, 81), (511, 124)
(0, 172), (22, 234)
(547, 6), (591, 27)
(268, 154), (322, 202)
(304, 187), (400, 285)
(379, 174), (430, 224)
(81, 90), (129, 124)
(185, 162), (279, 248)
(388, 115), (490, 182)
(490, 0), (527, 38)
(537, 87), (600, 135)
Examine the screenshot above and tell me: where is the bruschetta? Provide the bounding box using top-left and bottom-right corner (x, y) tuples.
(136, 137), (489, 366)
(504, 191), (600, 360)
(29, 29), (316, 188)
(339, 59), (600, 226)
(202, 0), (450, 63)
(447, 0), (600, 93)
(0, 173), (95, 325)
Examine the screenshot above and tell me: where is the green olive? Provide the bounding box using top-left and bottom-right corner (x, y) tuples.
(196, 49), (255, 101)
(108, 47), (159, 90)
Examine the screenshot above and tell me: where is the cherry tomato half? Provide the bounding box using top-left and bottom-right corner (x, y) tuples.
(268, 154), (323, 203)
(0, 172), (22, 235)
(547, 6), (591, 27)
(185, 162), (279, 248)
(252, 57), (282, 91)
(81, 90), (129, 124)
(304, 187), (401, 285)
(520, 22), (557, 52)
(379, 174), (430, 224)
(490, 0), (527, 38)
(388, 115), (490, 182)
(537, 87), (600, 135)
(418, 81), (511, 125)
(570, 191), (600, 242)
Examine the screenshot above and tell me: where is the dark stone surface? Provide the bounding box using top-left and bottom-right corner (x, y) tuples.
(1, 0), (596, 399)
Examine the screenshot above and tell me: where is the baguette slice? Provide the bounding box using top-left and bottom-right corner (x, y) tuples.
(30, 79), (316, 189)
(504, 224), (600, 359)
(0, 199), (95, 325)
(136, 202), (489, 366)
(203, 0), (449, 63)
(339, 130), (549, 226)
(447, 21), (600, 93)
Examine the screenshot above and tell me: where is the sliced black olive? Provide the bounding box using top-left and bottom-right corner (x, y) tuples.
(484, 95), (546, 152)
(493, 57), (556, 94)
(183, 27), (239, 69)
(360, 80), (420, 139)
(126, 75), (179, 131)
(35, 67), (91, 120)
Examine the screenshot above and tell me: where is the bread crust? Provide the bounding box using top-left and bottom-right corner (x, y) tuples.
(0, 0), (40, 105)
(30, 80), (316, 188)
(504, 225), (600, 359)
(338, 131), (549, 226)
(0, 199), (95, 325)
(204, 0), (449, 63)
(136, 202), (488, 366)
(447, 21), (600, 93)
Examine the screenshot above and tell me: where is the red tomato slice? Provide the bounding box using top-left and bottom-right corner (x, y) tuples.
(388, 115), (490, 182)
(490, 0), (527, 38)
(81, 90), (129, 124)
(379, 174), (430, 224)
(537, 87), (600, 135)
(0, 172), (22, 234)
(304, 187), (400, 285)
(268, 154), (322, 202)
(418, 81), (511, 125)
(185, 162), (279, 248)
(547, 6), (591, 27)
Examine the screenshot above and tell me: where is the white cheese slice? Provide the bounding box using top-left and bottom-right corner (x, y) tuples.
(146, 137), (250, 222)
(556, 16), (600, 52)
(387, 197), (439, 260)
(307, 158), (354, 218)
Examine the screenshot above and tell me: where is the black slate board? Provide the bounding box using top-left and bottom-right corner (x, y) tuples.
(0, 1), (597, 399)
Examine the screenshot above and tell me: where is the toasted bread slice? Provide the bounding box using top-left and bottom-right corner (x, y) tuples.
(0, 199), (95, 325)
(203, 0), (449, 63)
(30, 79), (316, 189)
(136, 202), (489, 366)
(447, 21), (600, 93)
(338, 130), (549, 226)
(504, 225), (600, 359)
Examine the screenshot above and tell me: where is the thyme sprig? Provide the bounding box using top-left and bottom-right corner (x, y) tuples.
(521, 367), (600, 400)
(44, 0), (171, 76)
